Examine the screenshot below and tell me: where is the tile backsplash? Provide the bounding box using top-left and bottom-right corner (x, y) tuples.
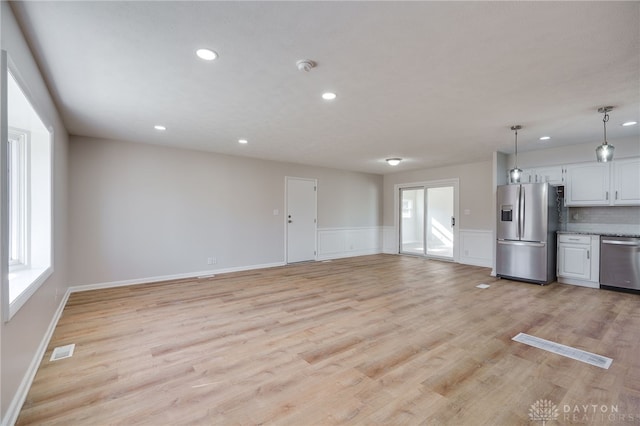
(565, 206), (640, 235)
(569, 206), (640, 224)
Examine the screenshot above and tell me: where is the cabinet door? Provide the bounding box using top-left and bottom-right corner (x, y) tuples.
(520, 169), (535, 184)
(613, 158), (640, 205)
(565, 163), (610, 206)
(557, 243), (591, 280)
(508, 169), (534, 184)
(535, 166), (564, 185)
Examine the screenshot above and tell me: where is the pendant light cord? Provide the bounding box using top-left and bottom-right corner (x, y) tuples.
(602, 111), (609, 145)
(514, 128), (519, 168)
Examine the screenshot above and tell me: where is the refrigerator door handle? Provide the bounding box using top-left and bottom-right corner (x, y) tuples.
(497, 240), (545, 247)
(521, 185), (525, 240)
(516, 185), (522, 239)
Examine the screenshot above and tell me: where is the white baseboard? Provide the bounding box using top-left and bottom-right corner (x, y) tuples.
(2, 288), (71, 426)
(557, 277), (599, 289)
(317, 248), (381, 261)
(68, 261), (286, 293)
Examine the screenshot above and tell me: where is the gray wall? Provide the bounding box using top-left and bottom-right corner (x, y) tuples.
(68, 136), (383, 286)
(383, 160), (494, 230)
(1, 2), (69, 420)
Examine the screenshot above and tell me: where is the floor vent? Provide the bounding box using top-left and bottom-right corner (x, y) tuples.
(50, 344), (75, 362)
(512, 333), (612, 369)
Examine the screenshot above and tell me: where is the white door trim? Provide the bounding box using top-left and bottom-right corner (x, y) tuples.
(394, 178), (460, 262)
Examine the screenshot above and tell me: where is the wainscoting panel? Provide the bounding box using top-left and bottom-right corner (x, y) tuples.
(382, 226), (397, 254)
(459, 229), (493, 268)
(317, 227), (382, 260)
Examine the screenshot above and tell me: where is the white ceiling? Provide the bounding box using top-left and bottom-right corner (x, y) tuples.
(10, 1), (640, 174)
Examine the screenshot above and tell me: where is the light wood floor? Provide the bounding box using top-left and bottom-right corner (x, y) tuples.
(17, 255), (640, 425)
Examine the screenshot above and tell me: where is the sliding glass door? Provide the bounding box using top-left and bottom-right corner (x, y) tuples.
(400, 188), (425, 255)
(399, 182), (456, 261)
(425, 186), (454, 259)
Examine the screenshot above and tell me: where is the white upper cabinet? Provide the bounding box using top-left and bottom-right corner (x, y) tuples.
(565, 162), (610, 206)
(520, 169), (536, 184)
(533, 166), (564, 185)
(564, 158), (640, 206)
(510, 157), (638, 206)
(612, 158), (640, 205)
(517, 166), (564, 185)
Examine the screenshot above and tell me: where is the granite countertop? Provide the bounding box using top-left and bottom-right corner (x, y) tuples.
(557, 231), (640, 238)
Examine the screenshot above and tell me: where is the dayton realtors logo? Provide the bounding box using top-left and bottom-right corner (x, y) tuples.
(529, 400), (559, 425)
(529, 400), (639, 424)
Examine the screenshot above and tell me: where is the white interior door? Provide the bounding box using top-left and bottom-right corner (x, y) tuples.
(286, 177), (317, 263)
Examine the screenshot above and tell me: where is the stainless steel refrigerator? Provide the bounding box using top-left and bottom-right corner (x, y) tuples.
(496, 182), (558, 284)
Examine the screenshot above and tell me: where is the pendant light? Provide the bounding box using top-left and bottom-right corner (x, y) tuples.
(596, 106), (615, 162)
(509, 125), (523, 184)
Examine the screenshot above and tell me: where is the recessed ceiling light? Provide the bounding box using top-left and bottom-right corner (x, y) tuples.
(622, 121), (637, 126)
(386, 158), (402, 166)
(196, 48), (218, 61)
(322, 92), (337, 101)
(154, 125), (166, 131)
(238, 139), (248, 144)
(539, 136), (551, 141)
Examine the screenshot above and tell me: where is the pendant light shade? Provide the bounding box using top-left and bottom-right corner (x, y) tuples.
(596, 106), (615, 163)
(509, 125), (523, 184)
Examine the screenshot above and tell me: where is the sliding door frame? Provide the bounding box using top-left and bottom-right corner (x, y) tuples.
(394, 178), (460, 262)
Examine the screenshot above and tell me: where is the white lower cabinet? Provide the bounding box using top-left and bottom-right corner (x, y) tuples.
(557, 234), (600, 288)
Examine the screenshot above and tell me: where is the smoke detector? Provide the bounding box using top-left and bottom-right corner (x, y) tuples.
(296, 59), (316, 72)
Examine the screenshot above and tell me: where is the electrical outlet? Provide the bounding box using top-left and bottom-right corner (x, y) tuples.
(212, 257), (217, 264)
(207, 257), (213, 265)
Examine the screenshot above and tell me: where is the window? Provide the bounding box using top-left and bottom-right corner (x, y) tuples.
(2, 63), (53, 321)
(8, 129), (29, 269)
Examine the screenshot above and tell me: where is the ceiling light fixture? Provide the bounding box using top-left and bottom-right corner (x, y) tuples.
(238, 139), (248, 144)
(154, 125), (166, 131)
(622, 121), (637, 127)
(196, 48), (218, 61)
(596, 106), (615, 163)
(386, 158), (402, 166)
(322, 92), (337, 101)
(539, 136), (551, 141)
(509, 125), (523, 184)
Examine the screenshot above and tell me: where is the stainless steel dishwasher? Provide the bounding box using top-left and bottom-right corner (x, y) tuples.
(600, 236), (640, 292)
